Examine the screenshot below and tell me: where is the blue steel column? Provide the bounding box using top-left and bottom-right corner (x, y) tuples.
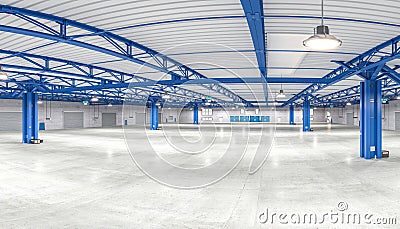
(150, 101), (159, 130)
(302, 97), (311, 132)
(22, 90), (39, 143)
(289, 105), (295, 125)
(360, 80), (382, 159)
(193, 105), (199, 125)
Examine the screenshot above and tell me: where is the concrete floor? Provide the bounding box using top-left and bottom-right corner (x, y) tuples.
(0, 124), (399, 228)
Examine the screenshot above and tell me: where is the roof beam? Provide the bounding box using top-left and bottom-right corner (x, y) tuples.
(311, 77), (400, 105)
(0, 5), (247, 104)
(282, 34), (400, 107)
(0, 49), (239, 106)
(241, 0), (266, 77)
(240, 0), (268, 103)
(382, 66), (400, 85)
(48, 77), (330, 93)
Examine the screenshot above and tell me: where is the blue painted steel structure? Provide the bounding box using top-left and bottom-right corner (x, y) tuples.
(193, 106), (199, 125)
(311, 76), (400, 106)
(240, 0), (269, 103)
(0, 48), (330, 109)
(150, 101), (159, 130)
(0, 5), (249, 106)
(289, 105), (295, 125)
(0, 51), (247, 108)
(302, 96), (311, 132)
(6, 5), (399, 109)
(22, 87), (39, 143)
(360, 80), (382, 159)
(282, 35), (400, 107)
(0, 2), (399, 156)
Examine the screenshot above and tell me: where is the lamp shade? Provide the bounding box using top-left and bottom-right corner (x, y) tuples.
(303, 25), (342, 50)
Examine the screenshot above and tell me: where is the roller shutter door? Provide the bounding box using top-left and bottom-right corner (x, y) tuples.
(395, 112), (400, 131)
(102, 113), (116, 127)
(64, 112), (84, 129)
(135, 113), (146, 125)
(346, 113), (354, 126)
(0, 112), (22, 131)
(158, 113), (162, 124)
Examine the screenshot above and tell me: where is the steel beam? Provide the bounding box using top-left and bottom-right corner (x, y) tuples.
(150, 101), (159, 130)
(193, 105), (199, 125)
(0, 5), (247, 105)
(360, 80), (382, 159)
(289, 105), (295, 125)
(282, 34), (400, 107)
(46, 77), (330, 93)
(240, 0), (268, 103)
(22, 88), (39, 143)
(302, 96), (311, 132)
(311, 76), (400, 106)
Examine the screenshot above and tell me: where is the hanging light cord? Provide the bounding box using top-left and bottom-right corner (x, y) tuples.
(321, 0), (324, 25)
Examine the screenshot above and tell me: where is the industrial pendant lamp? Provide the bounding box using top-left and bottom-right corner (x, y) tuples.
(91, 96), (99, 102)
(276, 89), (286, 99)
(162, 92), (170, 99)
(276, 75), (286, 99)
(303, 0), (342, 50)
(0, 66), (9, 80)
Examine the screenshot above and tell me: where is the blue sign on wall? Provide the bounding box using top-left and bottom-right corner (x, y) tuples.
(230, 115), (270, 123)
(239, 116), (250, 122)
(250, 116), (260, 122)
(39, 122), (45, 130)
(261, 116), (270, 122)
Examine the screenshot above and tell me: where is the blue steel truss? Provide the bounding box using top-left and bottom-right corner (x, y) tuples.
(0, 49), (327, 106)
(1, 4), (399, 108)
(312, 77), (400, 106)
(282, 35), (400, 107)
(0, 5), (249, 106)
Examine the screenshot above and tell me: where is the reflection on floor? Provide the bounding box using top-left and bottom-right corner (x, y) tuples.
(0, 124), (399, 228)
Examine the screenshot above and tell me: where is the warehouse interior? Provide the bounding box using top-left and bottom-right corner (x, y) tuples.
(1, 0), (400, 227)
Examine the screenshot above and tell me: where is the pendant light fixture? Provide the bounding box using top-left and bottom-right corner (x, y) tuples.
(91, 96), (99, 102)
(276, 74), (286, 99)
(162, 92), (170, 99)
(0, 66), (9, 80)
(303, 0), (342, 50)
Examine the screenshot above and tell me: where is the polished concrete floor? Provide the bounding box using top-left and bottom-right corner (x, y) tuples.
(0, 124), (399, 228)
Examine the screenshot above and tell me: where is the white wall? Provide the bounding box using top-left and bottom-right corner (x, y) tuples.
(0, 99), (180, 130)
(160, 108), (179, 124)
(5, 97), (400, 131)
(178, 107), (326, 124)
(38, 101), (124, 129)
(330, 100), (400, 131)
(382, 101), (400, 131)
(330, 105), (360, 126)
